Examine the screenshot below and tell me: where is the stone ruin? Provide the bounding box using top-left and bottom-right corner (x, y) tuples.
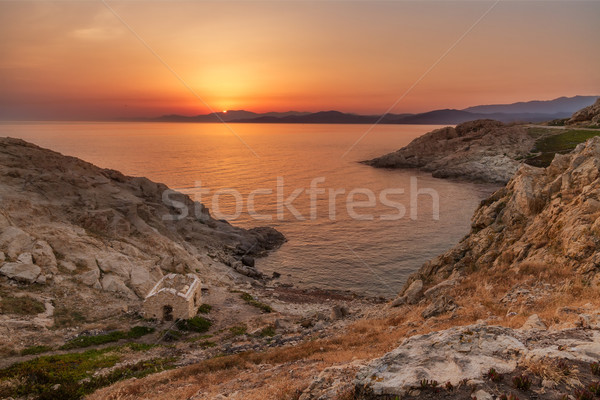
(143, 273), (202, 321)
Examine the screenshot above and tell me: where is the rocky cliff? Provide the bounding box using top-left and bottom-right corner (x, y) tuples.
(0, 137), (283, 316)
(352, 136), (600, 398)
(569, 98), (600, 125)
(399, 135), (600, 291)
(363, 120), (536, 183)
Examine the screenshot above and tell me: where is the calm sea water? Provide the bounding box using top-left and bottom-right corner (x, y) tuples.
(0, 122), (497, 297)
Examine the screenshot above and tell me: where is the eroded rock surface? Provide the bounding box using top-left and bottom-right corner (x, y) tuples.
(356, 323), (600, 398)
(569, 98), (600, 125)
(363, 120), (536, 183)
(0, 137), (284, 304)
(399, 136), (600, 293)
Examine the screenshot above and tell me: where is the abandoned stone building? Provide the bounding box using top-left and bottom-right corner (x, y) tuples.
(143, 273), (202, 321)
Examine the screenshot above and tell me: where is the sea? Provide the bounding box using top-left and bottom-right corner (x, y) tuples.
(0, 122), (498, 297)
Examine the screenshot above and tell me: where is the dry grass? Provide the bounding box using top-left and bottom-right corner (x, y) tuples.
(89, 257), (600, 399)
(522, 357), (581, 387)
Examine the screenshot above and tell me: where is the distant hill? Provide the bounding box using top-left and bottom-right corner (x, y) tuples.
(149, 95), (599, 125)
(463, 95), (598, 115)
(155, 110), (310, 123)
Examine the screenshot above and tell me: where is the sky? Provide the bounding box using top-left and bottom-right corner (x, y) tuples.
(0, 1), (599, 120)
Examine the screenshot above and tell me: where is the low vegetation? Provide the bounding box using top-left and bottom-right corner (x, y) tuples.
(0, 347), (175, 400)
(240, 292), (273, 313)
(53, 305), (87, 328)
(176, 316), (212, 333)
(20, 345), (53, 356)
(229, 325), (248, 336)
(512, 374), (532, 391)
(0, 295), (45, 315)
(258, 326), (276, 337)
(197, 304), (212, 314)
(60, 326), (154, 350)
(526, 128), (600, 167)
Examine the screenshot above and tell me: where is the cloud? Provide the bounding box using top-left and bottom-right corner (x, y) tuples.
(71, 9), (123, 41)
(71, 26), (122, 41)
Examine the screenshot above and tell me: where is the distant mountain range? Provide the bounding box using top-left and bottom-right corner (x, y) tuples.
(147, 95), (599, 125)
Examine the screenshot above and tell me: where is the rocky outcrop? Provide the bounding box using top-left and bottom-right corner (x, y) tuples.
(0, 138), (285, 299)
(356, 323), (600, 398)
(398, 135), (600, 292)
(569, 98), (600, 125)
(363, 120), (536, 183)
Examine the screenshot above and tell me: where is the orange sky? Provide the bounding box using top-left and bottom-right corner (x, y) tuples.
(0, 1), (599, 120)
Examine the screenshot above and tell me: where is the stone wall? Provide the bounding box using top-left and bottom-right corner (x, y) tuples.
(143, 282), (201, 321)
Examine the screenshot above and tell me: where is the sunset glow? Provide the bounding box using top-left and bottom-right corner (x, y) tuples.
(0, 1), (598, 120)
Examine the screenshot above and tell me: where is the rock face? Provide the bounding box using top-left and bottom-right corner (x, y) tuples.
(0, 138), (285, 299)
(356, 323), (600, 398)
(569, 98), (600, 125)
(363, 120), (536, 183)
(401, 135), (600, 290)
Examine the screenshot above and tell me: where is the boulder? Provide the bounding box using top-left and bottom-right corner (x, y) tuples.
(96, 252), (132, 278)
(241, 255), (255, 268)
(101, 274), (135, 297)
(520, 314), (546, 330)
(77, 268), (100, 287)
(129, 263), (162, 298)
(31, 240), (58, 272)
(423, 279), (457, 299)
(356, 325), (525, 397)
(404, 279), (423, 305)
(17, 252), (33, 264)
(330, 305), (350, 320)
(0, 262), (42, 283)
(0, 226), (34, 259)
(422, 295), (456, 319)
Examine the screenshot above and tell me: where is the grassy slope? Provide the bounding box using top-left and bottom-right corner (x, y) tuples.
(526, 127), (600, 167)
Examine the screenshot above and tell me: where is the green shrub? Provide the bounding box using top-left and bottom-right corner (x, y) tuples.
(240, 292), (273, 313)
(127, 326), (155, 338)
(229, 325), (247, 336)
(20, 345), (54, 356)
(512, 374), (532, 391)
(60, 326), (154, 350)
(198, 304), (212, 314)
(486, 367), (502, 382)
(176, 316), (212, 333)
(258, 326), (276, 337)
(0, 348), (119, 399)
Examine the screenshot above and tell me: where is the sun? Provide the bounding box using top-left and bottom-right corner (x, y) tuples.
(222, 110), (228, 114)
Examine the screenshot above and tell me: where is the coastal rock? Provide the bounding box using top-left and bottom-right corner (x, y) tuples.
(364, 120), (536, 183)
(404, 279), (423, 305)
(401, 136), (600, 298)
(421, 295), (456, 319)
(0, 262), (42, 283)
(355, 324), (600, 398)
(0, 137), (284, 306)
(423, 278), (457, 299)
(569, 98), (600, 125)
